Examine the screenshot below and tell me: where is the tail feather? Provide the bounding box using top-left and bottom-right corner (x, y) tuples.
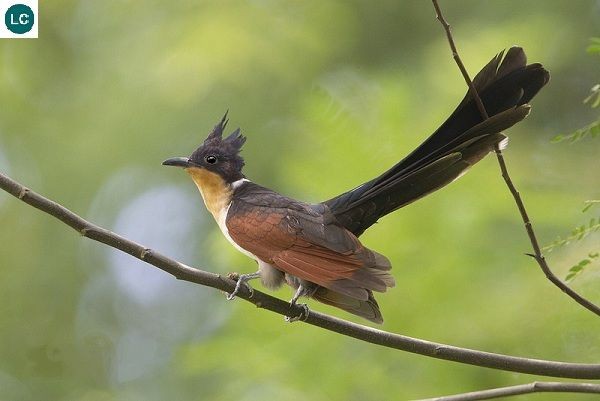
(312, 287), (384, 324)
(324, 47), (549, 236)
(325, 249), (395, 301)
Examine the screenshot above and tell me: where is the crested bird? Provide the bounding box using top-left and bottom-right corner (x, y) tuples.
(163, 47), (549, 323)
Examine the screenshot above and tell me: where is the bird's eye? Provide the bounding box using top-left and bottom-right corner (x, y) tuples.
(205, 155), (218, 165)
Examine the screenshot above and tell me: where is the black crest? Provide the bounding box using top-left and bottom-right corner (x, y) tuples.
(203, 111), (247, 152)
(189, 111), (247, 182)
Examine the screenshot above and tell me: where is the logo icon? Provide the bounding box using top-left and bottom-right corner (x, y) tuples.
(5, 4), (34, 34)
(0, 0), (37, 38)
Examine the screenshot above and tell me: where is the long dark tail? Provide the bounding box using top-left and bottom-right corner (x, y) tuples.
(324, 47), (549, 236)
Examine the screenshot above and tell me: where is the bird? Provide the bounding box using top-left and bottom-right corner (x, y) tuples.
(163, 47), (549, 323)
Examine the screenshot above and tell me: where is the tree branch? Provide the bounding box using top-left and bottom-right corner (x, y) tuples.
(431, 0), (600, 317)
(419, 381), (600, 401)
(2, 171), (600, 379)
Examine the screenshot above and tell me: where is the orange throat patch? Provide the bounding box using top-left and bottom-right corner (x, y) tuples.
(185, 167), (233, 220)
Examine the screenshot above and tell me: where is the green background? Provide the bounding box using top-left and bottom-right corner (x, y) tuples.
(0, 1), (598, 400)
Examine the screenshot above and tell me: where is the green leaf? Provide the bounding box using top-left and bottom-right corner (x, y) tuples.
(583, 84), (600, 108)
(565, 255), (598, 282)
(586, 37), (600, 54)
(552, 120), (600, 143)
(543, 216), (600, 252)
(583, 200), (600, 212)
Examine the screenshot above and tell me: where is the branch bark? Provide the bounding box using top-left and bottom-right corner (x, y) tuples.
(431, 0), (600, 317)
(2, 171), (600, 379)
(419, 381), (600, 401)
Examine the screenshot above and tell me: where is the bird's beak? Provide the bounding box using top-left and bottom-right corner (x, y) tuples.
(162, 157), (192, 168)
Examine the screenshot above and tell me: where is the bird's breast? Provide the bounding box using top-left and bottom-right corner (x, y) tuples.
(186, 167), (259, 261)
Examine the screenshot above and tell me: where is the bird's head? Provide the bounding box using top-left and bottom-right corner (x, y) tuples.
(163, 112), (247, 184)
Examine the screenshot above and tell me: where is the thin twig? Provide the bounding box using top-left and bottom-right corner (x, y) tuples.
(495, 152), (600, 315)
(431, 0), (600, 317)
(418, 381), (600, 401)
(432, 0), (488, 119)
(1, 171), (600, 379)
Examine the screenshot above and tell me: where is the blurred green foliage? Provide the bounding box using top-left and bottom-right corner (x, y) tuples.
(1, 1), (599, 400)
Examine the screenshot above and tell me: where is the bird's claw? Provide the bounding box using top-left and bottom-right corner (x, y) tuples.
(285, 303), (310, 323)
(226, 291), (237, 301)
(226, 273), (257, 300)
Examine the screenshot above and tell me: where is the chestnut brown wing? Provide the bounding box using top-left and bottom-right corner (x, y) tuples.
(226, 184), (394, 300)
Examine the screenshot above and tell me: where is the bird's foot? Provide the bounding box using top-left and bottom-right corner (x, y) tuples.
(284, 284), (313, 322)
(226, 272), (260, 300)
(285, 302), (310, 323)
(284, 304), (310, 323)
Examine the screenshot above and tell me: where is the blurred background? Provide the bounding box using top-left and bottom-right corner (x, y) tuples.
(0, 1), (599, 400)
